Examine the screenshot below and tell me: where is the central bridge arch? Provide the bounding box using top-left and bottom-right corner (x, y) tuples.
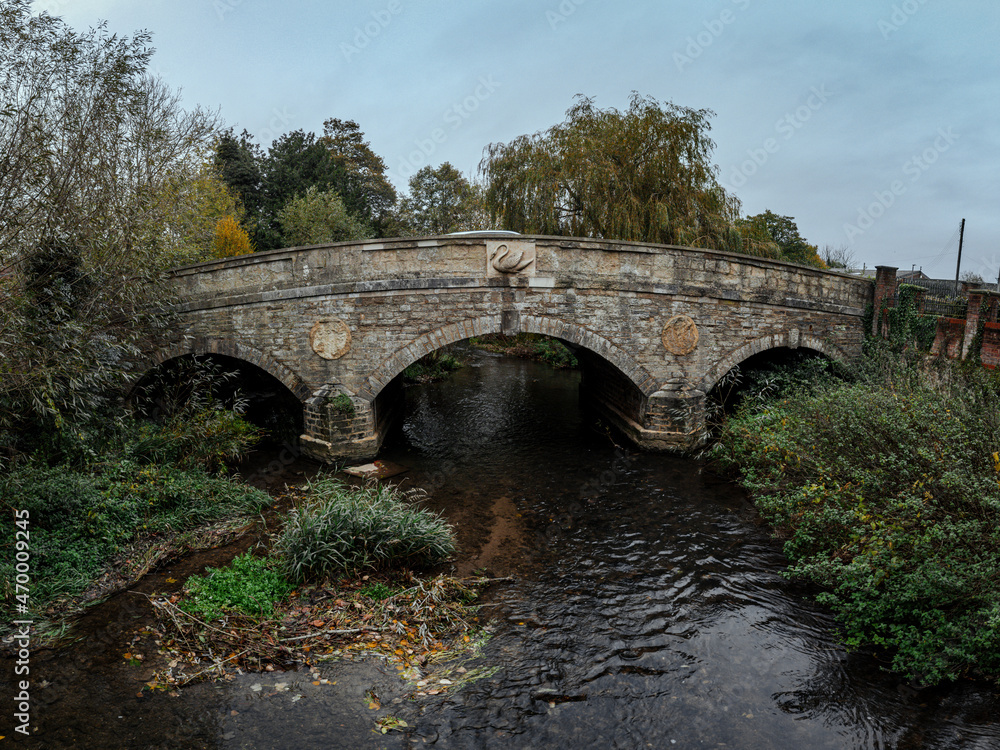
(358, 314), (658, 401)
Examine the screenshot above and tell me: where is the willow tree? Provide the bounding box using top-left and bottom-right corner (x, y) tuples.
(480, 93), (778, 257)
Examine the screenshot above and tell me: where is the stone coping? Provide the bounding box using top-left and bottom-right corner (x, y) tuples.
(168, 234), (874, 283)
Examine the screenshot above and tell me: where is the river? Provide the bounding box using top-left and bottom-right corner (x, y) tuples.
(4, 352), (999, 748)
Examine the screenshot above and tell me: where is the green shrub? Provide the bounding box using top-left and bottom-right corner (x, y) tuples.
(532, 337), (578, 368)
(276, 478), (456, 582)
(0, 460), (271, 615)
(713, 351), (1000, 685)
(181, 552), (292, 619)
(123, 410), (261, 473)
(403, 351), (463, 383)
(469, 333), (578, 368)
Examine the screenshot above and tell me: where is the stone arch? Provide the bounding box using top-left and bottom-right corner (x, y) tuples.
(698, 331), (850, 394)
(357, 314), (659, 402)
(140, 338), (312, 402)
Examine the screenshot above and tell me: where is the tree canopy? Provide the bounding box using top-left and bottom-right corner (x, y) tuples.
(737, 210), (825, 268)
(0, 0), (219, 454)
(479, 93), (773, 257)
(214, 120), (396, 250)
(397, 162), (489, 236)
(277, 187), (372, 246)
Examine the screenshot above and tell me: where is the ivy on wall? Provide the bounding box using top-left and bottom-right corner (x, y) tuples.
(882, 284), (939, 351)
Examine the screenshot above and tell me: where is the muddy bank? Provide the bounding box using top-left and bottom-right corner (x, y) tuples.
(0, 449), (529, 748)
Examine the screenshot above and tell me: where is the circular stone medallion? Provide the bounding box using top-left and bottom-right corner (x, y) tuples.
(310, 319), (351, 360)
(661, 315), (700, 356)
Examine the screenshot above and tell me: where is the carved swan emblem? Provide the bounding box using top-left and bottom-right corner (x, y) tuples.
(490, 244), (533, 274)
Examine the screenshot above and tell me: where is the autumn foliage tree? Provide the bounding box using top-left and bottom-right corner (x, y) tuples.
(212, 215), (255, 258)
(161, 157), (249, 265)
(479, 93), (774, 257)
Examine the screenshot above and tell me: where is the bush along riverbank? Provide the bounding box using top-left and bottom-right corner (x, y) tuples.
(709, 342), (1000, 687)
(144, 476), (492, 694)
(0, 409), (270, 641)
(470, 333), (579, 368)
(402, 350), (464, 384)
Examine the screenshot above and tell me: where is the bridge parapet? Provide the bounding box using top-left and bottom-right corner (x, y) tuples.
(170, 236), (871, 317)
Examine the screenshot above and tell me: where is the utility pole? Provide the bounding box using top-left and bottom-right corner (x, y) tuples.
(954, 218), (965, 295)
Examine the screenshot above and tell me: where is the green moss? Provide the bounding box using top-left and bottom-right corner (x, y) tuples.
(326, 393), (355, 416)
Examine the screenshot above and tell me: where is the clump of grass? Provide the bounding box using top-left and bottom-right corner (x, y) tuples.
(180, 552), (292, 620)
(359, 580), (404, 601)
(276, 478), (456, 582)
(326, 393), (355, 416)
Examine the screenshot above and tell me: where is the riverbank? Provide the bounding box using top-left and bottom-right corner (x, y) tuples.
(1, 447), (521, 747)
(709, 344), (1000, 687)
(469, 333), (578, 368)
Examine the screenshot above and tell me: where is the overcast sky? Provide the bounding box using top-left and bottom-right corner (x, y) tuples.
(35, 0), (1000, 280)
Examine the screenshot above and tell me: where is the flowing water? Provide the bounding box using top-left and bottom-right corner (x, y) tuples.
(4, 352), (1000, 748)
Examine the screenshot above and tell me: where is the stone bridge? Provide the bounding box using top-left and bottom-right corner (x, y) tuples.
(154, 234), (873, 463)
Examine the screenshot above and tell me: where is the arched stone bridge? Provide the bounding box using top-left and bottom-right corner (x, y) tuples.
(156, 234), (873, 463)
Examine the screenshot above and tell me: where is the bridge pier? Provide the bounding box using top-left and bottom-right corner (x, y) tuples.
(584, 382), (707, 452)
(578, 352), (707, 451)
(299, 380), (402, 465)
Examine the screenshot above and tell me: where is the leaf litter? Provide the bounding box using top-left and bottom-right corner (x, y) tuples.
(141, 571), (501, 696)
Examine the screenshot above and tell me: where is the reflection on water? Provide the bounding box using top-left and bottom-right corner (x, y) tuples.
(4, 353), (998, 749)
(382, 354), (1000, 749)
